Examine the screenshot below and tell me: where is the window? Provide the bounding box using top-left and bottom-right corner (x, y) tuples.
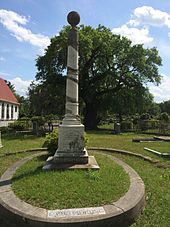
(1, 103), (4, 119)
(15, 106), (17, 112)
(7, 104), (9, 119)
(11, 105), (13, 119)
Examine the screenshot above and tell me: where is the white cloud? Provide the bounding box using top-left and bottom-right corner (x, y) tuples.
(128, 6), (170, 28)
(112, 25), (153, 45)
(149, 74), (170, 102)
(0, 9), (50, 51)
(9, 77), (32, 97)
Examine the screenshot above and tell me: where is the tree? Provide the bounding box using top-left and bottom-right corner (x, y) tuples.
(34, 25), (162, 129)
(109, 86), (154, 122)
(159, 100), (170, 115)
(28, 80), (65, 118)
(5, 80), (16, 93)
(16, 95), (30, 118)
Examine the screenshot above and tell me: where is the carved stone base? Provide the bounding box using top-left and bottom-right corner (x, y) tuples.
(43, 155), (100, 170)
(54, 149), (88, 164)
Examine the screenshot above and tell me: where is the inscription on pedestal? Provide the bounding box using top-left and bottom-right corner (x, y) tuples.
(58, 126), (84, 152)
(48, 207), (106, 218)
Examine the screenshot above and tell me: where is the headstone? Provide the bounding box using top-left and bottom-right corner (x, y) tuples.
(0, 131), (3, 148)
(114, 122), (121, 134)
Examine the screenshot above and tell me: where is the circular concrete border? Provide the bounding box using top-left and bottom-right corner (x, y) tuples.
(0, 152), (145, 227)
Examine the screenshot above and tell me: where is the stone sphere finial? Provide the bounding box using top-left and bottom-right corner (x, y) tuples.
(67, 11), (80, 27)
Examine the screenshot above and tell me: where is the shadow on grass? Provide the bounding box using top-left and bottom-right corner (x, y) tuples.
(11, 154), (49, 182)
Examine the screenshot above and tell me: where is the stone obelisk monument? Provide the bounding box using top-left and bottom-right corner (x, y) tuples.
(43, 11), (99, 169)
(53, 11), (88, 164)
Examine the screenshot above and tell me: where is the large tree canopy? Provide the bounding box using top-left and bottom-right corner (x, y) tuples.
(33, 24), (162, 129)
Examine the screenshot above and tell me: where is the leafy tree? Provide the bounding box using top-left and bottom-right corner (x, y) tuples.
(110, 86), (154, 122)
(16, 95), (30, 118)
(159, 100), (170, 115)
(33, 25), (162, 129)
(28, 80), (65, 118)
(159, 112), (169, 122)
(5, 80), (16, 93)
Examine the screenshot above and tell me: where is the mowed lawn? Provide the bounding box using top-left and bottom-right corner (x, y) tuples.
(0, 131), (170, 226)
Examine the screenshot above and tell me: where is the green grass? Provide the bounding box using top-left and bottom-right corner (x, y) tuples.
(0, 134), (45, 154)
(87, 131), (170, 161)
(12, 152), (129, 209)
(0, 131), (170, 226)
(114, 154), (170, 227)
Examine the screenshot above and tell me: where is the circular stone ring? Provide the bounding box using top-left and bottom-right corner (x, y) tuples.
(0, 152), (145, 227)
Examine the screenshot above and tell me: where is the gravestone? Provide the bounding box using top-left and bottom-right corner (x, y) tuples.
(114, 122), (121, 134)
(43, 11), (99, 170)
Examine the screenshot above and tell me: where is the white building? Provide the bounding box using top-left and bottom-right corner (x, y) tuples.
(0, 78), (19, 127)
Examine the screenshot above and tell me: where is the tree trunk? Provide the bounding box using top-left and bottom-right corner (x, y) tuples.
(84, 102), (98, 130)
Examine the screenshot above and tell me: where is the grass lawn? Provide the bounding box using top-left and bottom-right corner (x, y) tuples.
(0, 133), (45, 154)
(0, 130), (170, 226)
(12, 152), (129, 209)
(87, 130), (170, 161)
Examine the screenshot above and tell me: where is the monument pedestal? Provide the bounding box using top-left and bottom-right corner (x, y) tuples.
(54, 124), (88, 164)
(43, 123), (100, 170)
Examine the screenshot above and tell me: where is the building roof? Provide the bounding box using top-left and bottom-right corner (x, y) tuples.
(0, 78), (19, 104)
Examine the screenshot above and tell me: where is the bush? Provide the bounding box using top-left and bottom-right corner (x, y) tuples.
(45, 129), (59, 155)
(138, 119), (159, 132)
(0, 126), (12, 134)
(140, 113), (150, 120)
(31, 116), (46, 126)
(159, 112), (169, 122)
(9, 120), (29, 131)
(121, 121), (133, 131)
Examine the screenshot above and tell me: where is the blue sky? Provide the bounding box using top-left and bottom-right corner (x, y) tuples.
(0, 0), (170, 102)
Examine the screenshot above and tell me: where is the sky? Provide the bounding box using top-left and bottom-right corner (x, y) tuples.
(0, 0), (170, 103)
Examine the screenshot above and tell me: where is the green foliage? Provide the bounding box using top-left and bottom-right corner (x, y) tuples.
(158, 112), (170, 134)
(121, 120), (133, 131)
(159, 100), (170, 115)
(45, 128), (58, 155)
(9, 120), (29, 131)
(17, 96), (30, 118)
(159, 112), (169, 122)
(140, 113), (150, 120)
(31, 116), (46, 125)
(0, 126), (13, 134)
(30, 24), (162, 129)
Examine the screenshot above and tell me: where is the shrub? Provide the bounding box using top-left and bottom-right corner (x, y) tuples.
(31, 116), (46, 126)
(9, 120), (29, 131)
(159, 112), (169, 122)
(121, 120), (133, 131)
(0, 126), (12, 133)
(45, 128), (59, 155)
(140, 113), (150, 120)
